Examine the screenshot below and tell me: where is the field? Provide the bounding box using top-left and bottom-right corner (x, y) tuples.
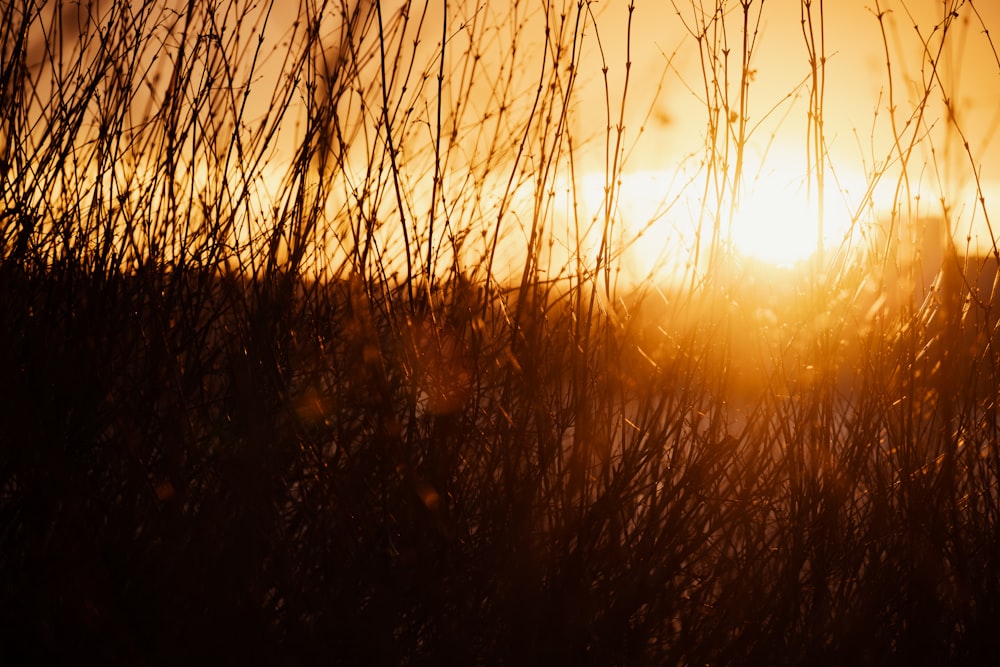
(3, 1), (1000, 664)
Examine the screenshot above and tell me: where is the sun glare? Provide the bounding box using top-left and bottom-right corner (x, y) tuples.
(580, 165), (861, 285)
(729, 169), (855, 267)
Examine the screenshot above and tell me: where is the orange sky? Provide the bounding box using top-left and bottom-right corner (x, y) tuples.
(350, 2), (1000, 259)
(347, 1), (1000, 275)
(24, 1), (999, 274)
(581, 2), (1000, 249)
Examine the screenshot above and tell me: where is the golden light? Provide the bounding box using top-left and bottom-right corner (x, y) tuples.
(574, 169), (699, 287)
(583, 164), (864, 286)
(729, 167), (856, 268)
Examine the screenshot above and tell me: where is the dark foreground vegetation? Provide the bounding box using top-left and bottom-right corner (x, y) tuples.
(3, 0), (1000, 664)
(4, 248), (1000, 666)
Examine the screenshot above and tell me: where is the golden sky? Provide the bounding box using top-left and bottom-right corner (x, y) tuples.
(22, 1), (1000, 274)
(334, 1), (1000, 274)
(593, 2), (1000, 247)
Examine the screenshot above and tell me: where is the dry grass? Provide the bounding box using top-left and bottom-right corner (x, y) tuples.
(2, 1), (1000, 664)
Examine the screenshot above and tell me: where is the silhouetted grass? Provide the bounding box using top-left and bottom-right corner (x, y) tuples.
(3, 1), (1000, 665)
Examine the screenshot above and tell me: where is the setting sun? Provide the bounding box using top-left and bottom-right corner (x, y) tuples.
(729, 168), (855, 267)
(579, 164), (860, 283)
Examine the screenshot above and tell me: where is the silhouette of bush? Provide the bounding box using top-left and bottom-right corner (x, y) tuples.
(2, 1), (1000, 665)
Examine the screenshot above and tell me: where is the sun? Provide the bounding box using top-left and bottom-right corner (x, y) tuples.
(569, 164), (863, 286)
(729, 169), (855, 267)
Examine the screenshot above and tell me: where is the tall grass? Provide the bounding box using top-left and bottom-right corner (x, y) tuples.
(3, 0), (1000, 664)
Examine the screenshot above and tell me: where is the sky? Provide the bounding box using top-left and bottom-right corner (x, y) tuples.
(369, 0), (1000, 268)
(583, 2), (1000, 224)
(22, 0), (1000, 277)
(338, 0), (1000, 274)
